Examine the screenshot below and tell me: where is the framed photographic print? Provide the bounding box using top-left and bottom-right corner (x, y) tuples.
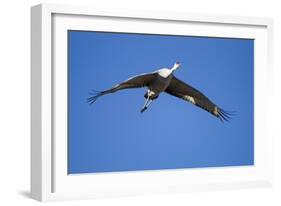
(31, 3), (274, 201)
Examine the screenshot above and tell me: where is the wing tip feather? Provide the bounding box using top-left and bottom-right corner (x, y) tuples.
(215, 107), (235, 122)
(87, 90), (105, 105)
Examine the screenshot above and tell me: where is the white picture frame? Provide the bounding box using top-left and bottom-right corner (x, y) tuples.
(31, 3), (274, 202)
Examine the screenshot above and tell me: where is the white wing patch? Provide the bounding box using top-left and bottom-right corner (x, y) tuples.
(183, 95), (196, 104)
(214, 106), (219, 116)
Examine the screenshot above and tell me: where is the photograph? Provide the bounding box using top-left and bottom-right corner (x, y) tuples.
(67, 30), (254, 174)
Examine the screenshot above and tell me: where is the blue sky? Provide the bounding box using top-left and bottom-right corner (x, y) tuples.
(68, 31), (254, 174)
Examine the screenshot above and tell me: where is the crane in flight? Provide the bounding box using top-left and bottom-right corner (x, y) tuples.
(87, 62), (233, 121)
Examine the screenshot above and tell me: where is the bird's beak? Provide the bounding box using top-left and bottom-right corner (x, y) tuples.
(176, 62), (181, 68)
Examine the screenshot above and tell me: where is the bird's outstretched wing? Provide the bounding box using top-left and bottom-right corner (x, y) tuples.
(165, 76), (233, 121)
(87, 73), (157, 104)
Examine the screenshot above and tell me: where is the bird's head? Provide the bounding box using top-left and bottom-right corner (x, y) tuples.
(171, 62), (181, 72)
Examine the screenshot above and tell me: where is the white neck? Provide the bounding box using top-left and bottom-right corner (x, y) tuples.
(171, 64), (180, 72)
(157, 64), (180, 78)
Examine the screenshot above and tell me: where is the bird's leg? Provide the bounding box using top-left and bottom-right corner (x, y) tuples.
(141, 98), (153, 113)
(146, 99), (153, 107)
(141, 98), (150, 113)
(143, 97), (150, 107)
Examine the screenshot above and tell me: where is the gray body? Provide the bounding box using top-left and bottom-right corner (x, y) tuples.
(146, 74), (173, 100)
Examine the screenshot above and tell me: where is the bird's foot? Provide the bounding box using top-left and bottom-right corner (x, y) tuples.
(140, 107), (147, 113)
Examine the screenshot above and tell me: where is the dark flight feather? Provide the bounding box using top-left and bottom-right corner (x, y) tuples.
(87, 73), (157, 104)
(165, 76), (233, 121)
